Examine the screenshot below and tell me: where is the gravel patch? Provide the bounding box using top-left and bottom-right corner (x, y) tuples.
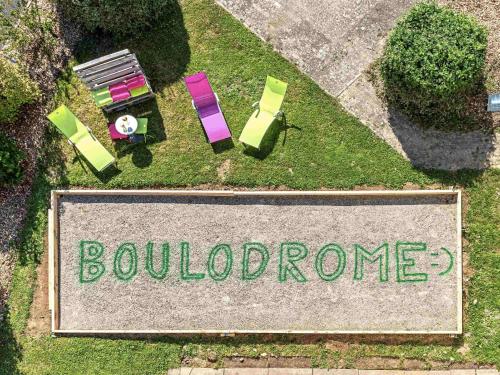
(56, 193), (460, 333)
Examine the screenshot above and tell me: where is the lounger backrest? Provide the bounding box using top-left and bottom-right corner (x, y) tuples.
(185, 72), (217, 109)
(260, 76), (288, 114)
(47, 105), (84, 139)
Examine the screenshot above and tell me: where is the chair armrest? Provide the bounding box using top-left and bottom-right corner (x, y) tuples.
(214, 92), (220, 103)
(191, 99), (197, 110)
(86, 126), (97, 140)
(67, 139), (75, 146)
(252, 101), (259, 109)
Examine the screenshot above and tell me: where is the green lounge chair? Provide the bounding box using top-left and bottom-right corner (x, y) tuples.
(91, 87), (113, 107)
(47, 105), (115, 172)
(239, 76), (288, 149)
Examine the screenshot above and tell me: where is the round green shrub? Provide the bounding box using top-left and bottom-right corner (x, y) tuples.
(0, 133), (25, 185)
(58, 0), (176, 37)
(380, 2), (487, 126)
(0, 57), (40, 124)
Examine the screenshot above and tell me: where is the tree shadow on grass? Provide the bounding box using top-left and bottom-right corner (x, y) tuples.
(416, 168), (486, 189)
(114, 142), (154, 169)
(0, 306), (22, 375)
(73, 0), (190, 92)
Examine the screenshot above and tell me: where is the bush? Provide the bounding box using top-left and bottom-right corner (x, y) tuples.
(0, 1), (58, 60)
(0, 133), (25, 185)
(0, 57), (40, 124)
(58, 0), (176, 37)
(380, 2), (487, 127)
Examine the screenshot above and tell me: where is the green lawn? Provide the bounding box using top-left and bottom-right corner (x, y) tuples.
(56, 0), (435, 189)
(1, 0), (498, 373)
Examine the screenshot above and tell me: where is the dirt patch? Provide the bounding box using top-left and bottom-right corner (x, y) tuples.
(217, 159), (231, 181)
(325, 340), (351, 351)
(268, 356), (311, 368)
(224, 356), (268, 368)
(26, 236), (50, 336)
(402, 359), (427, 370)
(356, 357), (401, 369)
(223, 356), (311, 368)
(293, 333), (456, 346)
(181, 356), (210, 367)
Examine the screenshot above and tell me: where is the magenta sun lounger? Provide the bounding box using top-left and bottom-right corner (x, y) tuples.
(184, 72), (231, 143)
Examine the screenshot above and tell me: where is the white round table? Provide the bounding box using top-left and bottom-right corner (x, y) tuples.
(115, 115), (138, 135)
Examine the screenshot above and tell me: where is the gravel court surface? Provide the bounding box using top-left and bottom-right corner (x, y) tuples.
(56, 193), (459, 333)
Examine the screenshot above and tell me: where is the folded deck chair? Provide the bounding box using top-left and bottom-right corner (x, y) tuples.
(91, 87), (113, 108)
(125, 75), (146, 90)
(130, 85), (150, 97)
(184, 72), (231, 143)
(109, 82), (131, 102)
(239, 76), (287, 149)
(47, 105), (115, 171)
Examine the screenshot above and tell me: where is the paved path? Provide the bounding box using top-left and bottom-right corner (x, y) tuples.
(216, 0), (499, 170)
(168, 368), (498, 374)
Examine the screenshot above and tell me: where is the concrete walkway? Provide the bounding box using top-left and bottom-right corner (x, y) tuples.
(216, 0), (499, 170)
(168, 369), (498, 375)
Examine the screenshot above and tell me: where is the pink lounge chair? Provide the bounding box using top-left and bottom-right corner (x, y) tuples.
(125, 75), (146, 90)
(108, 123), (128, 141)
(184, 72), (231, 143)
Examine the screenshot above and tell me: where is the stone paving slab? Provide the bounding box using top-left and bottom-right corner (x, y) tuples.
(215, 0), (499, 170)
(216, 0), (417, 97)
(168, 369), (498, 375)
(269, 369), (313, 375)
(324, 372), (358, 375)
(225, 369), (268, 375)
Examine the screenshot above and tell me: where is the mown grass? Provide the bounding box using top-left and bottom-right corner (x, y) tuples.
(0, 0), (498, 373)
(56, 0), (435, 189)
